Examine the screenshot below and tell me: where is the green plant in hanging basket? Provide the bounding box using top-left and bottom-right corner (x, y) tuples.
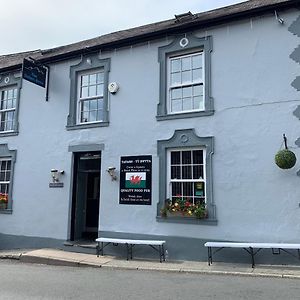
(275, 149), (297, 169)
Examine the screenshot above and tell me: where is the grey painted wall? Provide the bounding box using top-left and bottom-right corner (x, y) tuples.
(0, 9), (299, 261)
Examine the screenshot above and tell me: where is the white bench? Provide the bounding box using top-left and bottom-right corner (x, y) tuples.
(96, 237), (166, 262)
(204, 242), (300, 268)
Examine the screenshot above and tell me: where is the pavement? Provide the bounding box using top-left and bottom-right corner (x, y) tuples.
(0, 248), (300, 279)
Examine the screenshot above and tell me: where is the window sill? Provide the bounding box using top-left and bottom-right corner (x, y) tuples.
(66, 122), (109, 130)
(0, 209), (12, 214)
(156, 110), (214, 121)
(156, 215), (217, 225)
(0, 131), (18, 137)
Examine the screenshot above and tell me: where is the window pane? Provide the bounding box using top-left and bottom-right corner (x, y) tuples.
(171, 88), (181, 100)
(90, 100), (98, 111)
(193, 85), (203, 96)
(193, 96), (204, 110)
(171, 151), (181, 165)
(171, 182), (182, 198)
(89, 74), (97, 85)
(82, 100), (89, 112)
(6, 100), (13, 109)
(89, 110), (97, 122)
(182, 86), (192, 98)
(182, 166), (192, 179)
(81, 87), (88, 98)
(81, 75), (89, 86)
(89, 85), (97, 97)
(0, 171), (4, 181)
(182, 182), (193, 197)
(171, 59), (181, 73)
(193, 150), (203, 164)
(192, 69), (202, 81)
(98, 99), (104, 110)
(181, 57), (191, 71)
(97, 84), (104, 96)
(193, 165), (204, 179)
(182, 151), (191, 164)
(182, 97), (192, 111)
(171, 72), (181, 85)
(5, 171), (10, 181)
(171, 166), (181, 179)
(13, 89), (17, 98)
(182, 71), (191, 83)
(7, 89), (13, 99)
(194, 182), (205, 197)
(81, 112), (88, 122)
(97, 72), (104, 83)
(171, 99), (182, 112)
(192, 54), (202, 69)
(97, 110), (103, 121)
(2, 90), (7, 100)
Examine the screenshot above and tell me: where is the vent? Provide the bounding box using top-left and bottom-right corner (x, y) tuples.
(174, 11), (195, 23)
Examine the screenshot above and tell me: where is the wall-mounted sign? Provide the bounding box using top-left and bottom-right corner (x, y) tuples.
(22, 58), (48, 88)
(119, 155), (152, 205)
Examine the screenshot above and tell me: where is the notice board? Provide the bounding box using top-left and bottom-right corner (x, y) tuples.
(119, 155), (152, 205)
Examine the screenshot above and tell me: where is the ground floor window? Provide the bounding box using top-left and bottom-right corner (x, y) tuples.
(157, 129), (215, 223)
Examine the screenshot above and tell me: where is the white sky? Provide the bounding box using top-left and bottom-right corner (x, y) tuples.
(0, 0), (242, 55)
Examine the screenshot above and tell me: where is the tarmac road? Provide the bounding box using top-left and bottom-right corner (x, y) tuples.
(0, 260), (299, 300)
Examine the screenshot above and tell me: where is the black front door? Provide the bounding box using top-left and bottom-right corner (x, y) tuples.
(71, 152), (101, 241)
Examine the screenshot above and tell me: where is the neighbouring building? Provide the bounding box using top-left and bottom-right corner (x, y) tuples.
(0, 0), (299, 263)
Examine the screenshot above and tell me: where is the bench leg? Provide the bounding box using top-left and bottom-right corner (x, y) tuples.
(161, 244), (165, 262)
(96, 242), (99, 257)
(208, 247), (212, 266)
(250, 247), (255, 268)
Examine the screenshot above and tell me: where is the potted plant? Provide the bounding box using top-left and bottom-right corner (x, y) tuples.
(275, 134), (297, 169)
(0, 193), (8, 210)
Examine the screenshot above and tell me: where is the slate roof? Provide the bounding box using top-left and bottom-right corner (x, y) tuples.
(0, 0), (298, 72)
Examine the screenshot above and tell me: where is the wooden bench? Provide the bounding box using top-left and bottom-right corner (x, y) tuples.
(96, 237), (166, 262)
(204, 242), (300, 268)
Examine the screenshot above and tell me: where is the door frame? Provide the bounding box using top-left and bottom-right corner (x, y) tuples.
(67, 144), (104, 241)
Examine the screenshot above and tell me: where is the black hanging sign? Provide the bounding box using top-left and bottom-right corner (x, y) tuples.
(119, 155), (152, 205)
(22, 58), (48, 88)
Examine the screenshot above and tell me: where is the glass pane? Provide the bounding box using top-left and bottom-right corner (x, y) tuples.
(182, 71), (191, 83)
(89, 110), (97, 122)
(171, 99), (182, 112)
(171, 88), (181, 100)
(7, 89), (13, 99)
(192, 68), (202, 81)
(193, 96), (204, 110)
(82, 101), (89, 112)
(194, 182), (205, 197)
(171, 59), (181, 73)
(171, 166), (181, 179)
(5, 171), (10, 181)
(182, 97), (192, 111)
(89, 85), (97, 97)
(192, 54), (202, 69)
(81, 87), (88, 98)
(181, 57), (191, 71)
(12, 98), (16, 108)
(89, 74), (97, 85)
(81, 112), (89, 122)
(193, 165), (204, 179)
(193, 85), (203, 96)
(171, 182), (182, 198)
(6, 161), (11, 171)
(96, 72), (104, 83)
(0, 183), (8, 194)
(182, 86), (192, 98)
(81, 75), (89, 86)
(0, 171), (4, 181)
(183, 182), (193, 197)
(182, 166), (192, 179)
(97, 84), (104, 96)
(97, 109), (103, 121)
(13, 89), (17, 98)
(171, 72), (181, 85)
(90, 99), (98, 111)
(182, 151), (191, 164)
(2, 90), (7, 100)
(193, 150), (203, 164)
(98, 99), (104, 110)
(1, 100), (6, 110)
(171, 151), (181, 165)
(6, 100), (13, 109)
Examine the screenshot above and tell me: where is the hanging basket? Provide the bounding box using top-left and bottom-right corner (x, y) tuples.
(275, 149), (297, 169)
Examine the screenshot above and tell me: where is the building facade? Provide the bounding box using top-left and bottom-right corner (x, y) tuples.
(0, 0), (299, 262)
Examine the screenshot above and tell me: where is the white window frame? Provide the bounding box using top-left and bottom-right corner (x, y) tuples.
(0, 87), (17, 133)
(77, 68), (104, 125)
(167, 51), (205, 115)
(167, 147), (207, 205)
(0, 158), (11, 209)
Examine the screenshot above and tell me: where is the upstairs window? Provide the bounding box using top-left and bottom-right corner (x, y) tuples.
(78, 70), (104, 124)
(168, 53), (204, 114)
(0, 87), (17, 132)
(157, 34), (213, 120)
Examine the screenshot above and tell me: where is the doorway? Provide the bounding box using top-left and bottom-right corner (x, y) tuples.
(70, 152), (101, 241)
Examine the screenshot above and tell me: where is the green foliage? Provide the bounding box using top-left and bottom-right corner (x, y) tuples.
(275, 149), (297, 169)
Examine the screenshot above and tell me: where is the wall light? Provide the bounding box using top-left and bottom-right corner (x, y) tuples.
(51, 169), (64, 183)
(107, 167), (117, 181)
